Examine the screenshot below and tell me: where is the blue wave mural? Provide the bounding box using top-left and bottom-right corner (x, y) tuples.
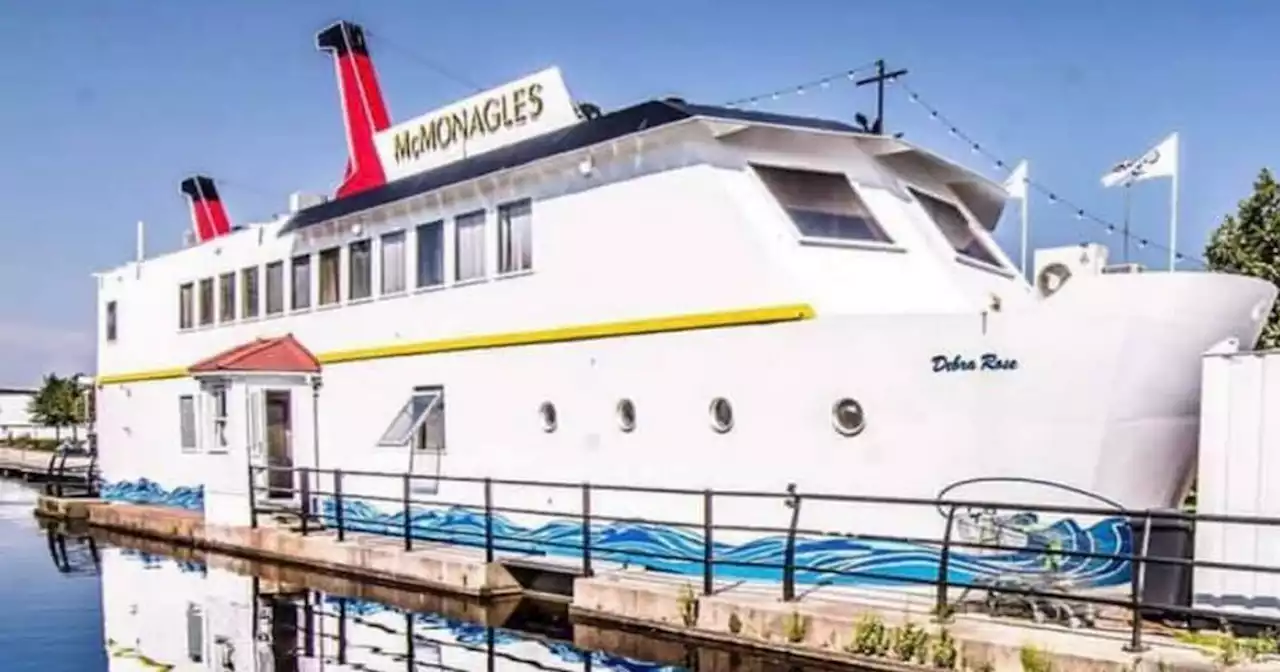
(320, 499), (1133, 589)
(116, 547), (207, 575)
(318, 594), (681, 672)
(101, 478), (204, 512)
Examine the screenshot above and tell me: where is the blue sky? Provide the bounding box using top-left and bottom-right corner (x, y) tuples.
(0, 1), (1277, 385)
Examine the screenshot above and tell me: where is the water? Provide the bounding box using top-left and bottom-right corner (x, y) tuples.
(0, 480), (106, 671)
(0, 479), (853, 671)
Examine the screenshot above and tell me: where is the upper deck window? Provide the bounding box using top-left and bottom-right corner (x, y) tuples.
(455, 210), (487, 282)
(198, 278), (215, 326)
(218, 272), (236, 323)
(179, 283), (194, 330)
(753, 165), (892, 244)
(910, 188), (1003, 268)
(105, 301), (118, 342)
(265, 261), (284, 315)
(290, 254), (311, 311)
(498, 199), (533, 274)
(349, 239), (372, 301)
(318, 247), (341, 306)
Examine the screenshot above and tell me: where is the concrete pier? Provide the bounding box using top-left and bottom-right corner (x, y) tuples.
(37, 497), (1280, 672)
(571, 572), (1279, 672)
(41, 497), (520, 598)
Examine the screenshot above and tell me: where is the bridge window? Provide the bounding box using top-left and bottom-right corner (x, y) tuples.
(455, 210), (487, 282)
(416, 221), (444, 288)
(218, 272), (236, 323)
(290, 254), (311, 311)
(265, 261), (284, 315)
(498, 198), (533, 274)
(380, 231), (406, 294)
(241, 266), (260, 319)
(753, 165), (892, 244)
(911, 188), (1002, 268)
(318, 246), (341, 306)
(198, 278), (215, 326)
(179, 283), (194, 330)
(105, 301), (118, 342)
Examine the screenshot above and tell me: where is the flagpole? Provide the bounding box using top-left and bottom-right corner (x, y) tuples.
(1123, 183), (1132, 264)
(1169, 147), (1180, 271)
(1019, 191), (1030, 279)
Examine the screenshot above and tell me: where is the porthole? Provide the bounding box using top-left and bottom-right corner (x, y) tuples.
(539, 402), (557, 433)
(709, 397), (734, 433)
(831, 398), (866, 437)
(616, 398), (636, 433)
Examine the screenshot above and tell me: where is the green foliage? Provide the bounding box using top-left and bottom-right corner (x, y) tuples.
(892, 620), (931, 663)
(27, 373), (87, 440)
(849, 613), (891, 657)
(676, 583), (697, 627)
(781, 610), (809, 643)
(1019, 644), (1053, 672)
(933, 627), (958, 669)
(1204, 168), (1280, 348)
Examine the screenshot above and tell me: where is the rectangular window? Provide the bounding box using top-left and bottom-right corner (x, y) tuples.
(218, 272), (236, 323)
(105, 301), (118, 342)
(179, 283), (194, 330)
(241, 266), (260, 319)
(179, 395), (197, 452)
(210, 387), (228, 452)
(349, 239), (372, 300)
(910, 188), (1003, 268)
(318, 247), (341, 306)
(380, 231), (407, 294)
(455, 210), (487, 282)
(186, 603), (204, 663)
(198, 278), (215, 326)
(753, 164), (892, 244)
(376, 390), (441, 447)
(497, 198), (533, 274)
(290, 254), (311, 311)
(416, 220), (444, 288)
(265, 261), (284, 315)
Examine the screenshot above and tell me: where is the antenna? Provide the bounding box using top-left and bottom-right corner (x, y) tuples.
(854, 59), (908, 135)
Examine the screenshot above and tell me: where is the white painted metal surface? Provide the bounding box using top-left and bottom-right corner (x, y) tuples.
(1194, 343), (1280, 619)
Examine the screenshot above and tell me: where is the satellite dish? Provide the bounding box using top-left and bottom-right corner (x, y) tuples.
(1036, 262), (1072, 297)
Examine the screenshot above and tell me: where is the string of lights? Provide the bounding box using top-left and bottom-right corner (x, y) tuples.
(724, 63), (1201, 268)
(896, 81), (1199, 267)
(366, 28), (487, 94)
(721, 61), (881, 107)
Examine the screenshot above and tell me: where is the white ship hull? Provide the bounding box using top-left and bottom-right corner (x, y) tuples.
(100, 270), (1275, 591)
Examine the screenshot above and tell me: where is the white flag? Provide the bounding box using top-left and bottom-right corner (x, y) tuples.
(1101, 132), (1179, 188)
(1003, 160), (1028, 200)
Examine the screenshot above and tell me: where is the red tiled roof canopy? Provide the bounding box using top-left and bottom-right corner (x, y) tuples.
(189, 334), (321, 375)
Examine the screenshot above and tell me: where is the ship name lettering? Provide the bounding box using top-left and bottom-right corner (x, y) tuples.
(392, 83), (546, 164)
(931, 353), (1018, 372)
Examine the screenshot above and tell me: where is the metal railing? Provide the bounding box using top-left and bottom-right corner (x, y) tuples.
(43, 440), (98, 498)
(248, 464), (1280, 649)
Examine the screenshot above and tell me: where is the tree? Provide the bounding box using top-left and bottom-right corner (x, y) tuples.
(28, 373), (86, 442)
(1204, 168), (1280, 349)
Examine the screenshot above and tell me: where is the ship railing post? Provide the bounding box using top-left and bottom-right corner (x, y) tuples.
(483, 478), (494, 563)
(247, 464), (258, 530)
(403, 473), (413, 552)
(300, 467), (311, 536)
(782, 483), (800, 602)
(1124, 511), (1154, 653)
(935, 503), (959, 621)
(334, 469), (345, 542)
(702, 489), (714, 596)
(581, 482), (593, 578)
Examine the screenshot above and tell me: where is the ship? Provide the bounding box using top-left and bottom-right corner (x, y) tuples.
(93, 20), (1277, 592)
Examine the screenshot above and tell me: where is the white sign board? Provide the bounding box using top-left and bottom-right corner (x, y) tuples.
(373, 67), (579, 181)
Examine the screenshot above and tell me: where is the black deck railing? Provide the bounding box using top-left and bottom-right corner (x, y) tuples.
(247, 464), (1280, 650)
(43, 441), (98, 499)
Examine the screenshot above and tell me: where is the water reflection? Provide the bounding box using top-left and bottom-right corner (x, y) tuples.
(78, 526), (854, 671)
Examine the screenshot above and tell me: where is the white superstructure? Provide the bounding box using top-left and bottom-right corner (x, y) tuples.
(93, 21), (1276, 592)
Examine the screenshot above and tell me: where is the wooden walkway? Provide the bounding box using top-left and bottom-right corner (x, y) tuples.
(0, 446), (91, 482)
